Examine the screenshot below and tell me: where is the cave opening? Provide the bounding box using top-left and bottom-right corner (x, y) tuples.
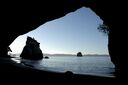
(9, 7), (115, 77)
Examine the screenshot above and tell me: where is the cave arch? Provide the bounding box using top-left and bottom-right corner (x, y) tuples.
(0, 0), (127, 78)
(9, 7), (114, 77)
(10, 7), (107, 55)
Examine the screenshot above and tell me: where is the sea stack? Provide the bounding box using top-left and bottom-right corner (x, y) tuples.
(20, 36), (43, 60)
(77, 52), (83, 57)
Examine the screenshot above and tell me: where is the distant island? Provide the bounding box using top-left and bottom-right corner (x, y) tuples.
(77, 52), (83, 57)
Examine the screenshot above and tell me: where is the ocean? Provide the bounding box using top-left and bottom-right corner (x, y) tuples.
(12, 55), (115, 77)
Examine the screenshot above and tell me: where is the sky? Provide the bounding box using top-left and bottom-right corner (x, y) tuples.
(10, 7), (108, 55)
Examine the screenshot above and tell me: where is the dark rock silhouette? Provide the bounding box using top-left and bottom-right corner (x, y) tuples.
(20, 36), (43, 60)
(44, 56), (49, 59)
(0, 0), (127, 80)
(7, 47), (12, 52)
(77, 52), (83, 57)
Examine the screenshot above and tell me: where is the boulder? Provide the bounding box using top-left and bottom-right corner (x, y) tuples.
(77, 52), (83, 57)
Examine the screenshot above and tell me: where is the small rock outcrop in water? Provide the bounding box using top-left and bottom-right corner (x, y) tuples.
(44, 56), (49, 59)
(20, 36), (43, 60)
(77, 52), (83, 57)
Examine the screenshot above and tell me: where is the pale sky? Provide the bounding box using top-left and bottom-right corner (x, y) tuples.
(10, 7), (108, 55)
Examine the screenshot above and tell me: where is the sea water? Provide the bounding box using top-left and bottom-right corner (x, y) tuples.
(12, 55), (115, 77)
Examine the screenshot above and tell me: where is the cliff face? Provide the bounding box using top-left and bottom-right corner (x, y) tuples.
(0, 0), (127, 78)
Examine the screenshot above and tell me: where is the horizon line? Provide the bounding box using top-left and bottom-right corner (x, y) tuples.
(9, 52), (109, 56)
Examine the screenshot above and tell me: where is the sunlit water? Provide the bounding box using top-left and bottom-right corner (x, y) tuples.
(12, 55), (115, 77)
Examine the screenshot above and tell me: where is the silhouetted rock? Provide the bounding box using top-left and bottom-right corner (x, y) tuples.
(77, 52), (83, 57)
(20, 36), (43, 60)
(44, 56), (49, 59)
